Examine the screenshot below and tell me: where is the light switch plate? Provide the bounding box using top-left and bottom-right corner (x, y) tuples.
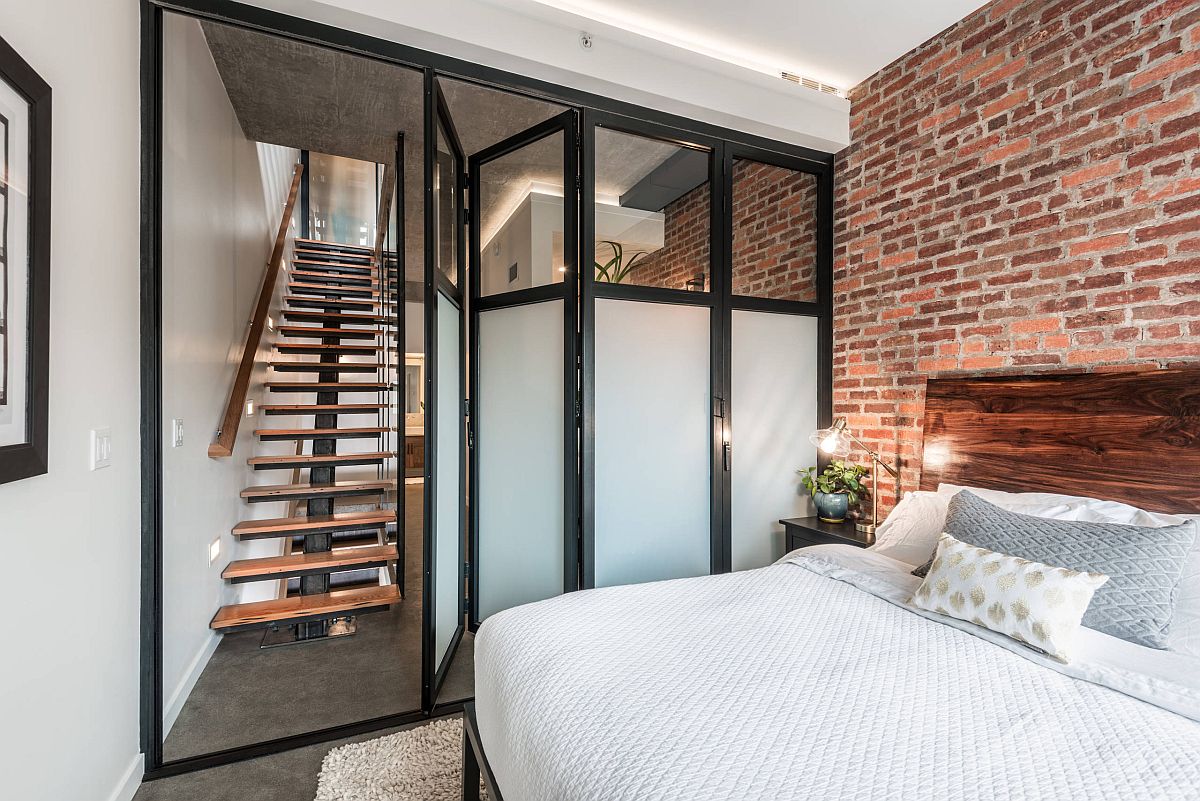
(90, 428), (113, 470)
(171, 418), (184, 448)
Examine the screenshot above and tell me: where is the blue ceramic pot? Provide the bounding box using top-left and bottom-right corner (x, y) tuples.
(814, 491), (849, 523)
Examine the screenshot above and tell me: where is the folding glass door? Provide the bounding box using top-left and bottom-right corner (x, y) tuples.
(468, 111), (579, 626)
(726, 147), (829, 571)
(581, 113), (723, 588)
(422, 76), (466, 710)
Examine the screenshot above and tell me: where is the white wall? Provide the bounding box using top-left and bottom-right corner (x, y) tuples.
(0, 1), (144, 800)
(159, 14), (301, 738)
(245, 0), (849, 152)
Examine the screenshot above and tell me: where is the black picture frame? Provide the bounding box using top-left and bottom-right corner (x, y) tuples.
(0, 33), (51, 486)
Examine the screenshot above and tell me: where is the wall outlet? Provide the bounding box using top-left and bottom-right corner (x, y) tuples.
(171, 418), (184, 448)
(208, 538), (221, 564)
(90, 428), (113, 470)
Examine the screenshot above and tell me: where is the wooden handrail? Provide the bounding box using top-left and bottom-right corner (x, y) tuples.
(209, 162), (305, 458)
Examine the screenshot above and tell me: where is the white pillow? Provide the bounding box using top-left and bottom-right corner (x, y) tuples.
(869, 491), (949, 566)
(912, 533), (1109, 663)
(871, 486), (1079, 567)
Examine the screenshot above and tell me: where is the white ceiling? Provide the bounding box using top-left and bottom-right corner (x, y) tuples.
(526, 0), (989, 92)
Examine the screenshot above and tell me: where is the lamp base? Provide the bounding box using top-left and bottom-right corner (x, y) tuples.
(855, 520), (878, 537)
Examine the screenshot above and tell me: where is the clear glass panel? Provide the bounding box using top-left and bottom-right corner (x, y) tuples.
(434, 291), (462, 666)
(434, 124), (458, 285)
(593, 128), (710, 291)
(477, 300), (565, 618)
(159, 9), (426, 760)
(307, 153), (380, 246)
(593, 299), (710, 586)
(731, 159), (819, 301)
(479, 132), (566, 296)
(730, 311), (818, 571)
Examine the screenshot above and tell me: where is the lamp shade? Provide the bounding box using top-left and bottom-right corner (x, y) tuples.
(808, 417), (851, 458)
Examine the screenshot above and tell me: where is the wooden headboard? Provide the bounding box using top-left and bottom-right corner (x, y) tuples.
(919, 368), (1200, 515)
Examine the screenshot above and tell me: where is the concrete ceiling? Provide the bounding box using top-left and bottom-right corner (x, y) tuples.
(199, 19), (683, 281)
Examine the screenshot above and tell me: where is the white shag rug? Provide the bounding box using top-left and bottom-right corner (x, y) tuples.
(315, 717), (488, 801)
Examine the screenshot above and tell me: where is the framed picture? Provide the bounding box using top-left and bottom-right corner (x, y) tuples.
(0, 34), (50, 485)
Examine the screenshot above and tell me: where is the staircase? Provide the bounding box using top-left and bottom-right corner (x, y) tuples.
(210, 237), (402, 640)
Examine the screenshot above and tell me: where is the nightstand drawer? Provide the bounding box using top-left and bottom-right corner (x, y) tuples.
(781, 516), (872, 553)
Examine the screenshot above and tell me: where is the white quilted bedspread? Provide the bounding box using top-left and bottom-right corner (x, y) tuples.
(475, 548), (1200, 800)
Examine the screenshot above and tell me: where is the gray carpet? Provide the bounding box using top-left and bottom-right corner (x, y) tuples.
(163, 483), (474, 761)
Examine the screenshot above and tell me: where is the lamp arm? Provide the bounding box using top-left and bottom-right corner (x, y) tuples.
(843, 429), (900, 478)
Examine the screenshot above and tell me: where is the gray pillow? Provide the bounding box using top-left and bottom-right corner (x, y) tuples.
(942, 491), (1198, 650)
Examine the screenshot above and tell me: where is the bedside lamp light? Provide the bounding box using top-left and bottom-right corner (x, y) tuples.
(808, 417), (899, 536)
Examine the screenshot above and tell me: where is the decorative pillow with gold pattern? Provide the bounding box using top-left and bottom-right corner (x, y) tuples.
(911, 533), (1109, 663)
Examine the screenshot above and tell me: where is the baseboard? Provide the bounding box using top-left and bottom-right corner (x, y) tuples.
(163, 631), (220, 736)
(106, 754), (144, 801)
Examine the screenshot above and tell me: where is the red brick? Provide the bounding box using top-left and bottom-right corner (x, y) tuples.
(834, 0), (1200, 511)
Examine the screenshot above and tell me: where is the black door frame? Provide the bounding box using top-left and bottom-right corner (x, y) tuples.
(466, 110), (580, 630)
(140, 0), (833, 779)
(718, 143), (835, 572)
(580, 109), (727, 588)
(422, 73), (468, 713)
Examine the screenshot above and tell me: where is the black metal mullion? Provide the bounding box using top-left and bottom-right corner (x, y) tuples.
(420, 66), (438, 714)
(579, 109), (597, 590)
(561, 110), (580, 596)
(394, 131), (406, 599)
(712, 140), (730, 575)
(467, 146), (482, 630)
(139, 0), (165, 770)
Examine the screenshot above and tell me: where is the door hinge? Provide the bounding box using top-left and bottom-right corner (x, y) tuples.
(460, 207), (470, 226)
(723, 441), (732, 472)
(464, 398), (471, 418)
(712, 396), (726, 418)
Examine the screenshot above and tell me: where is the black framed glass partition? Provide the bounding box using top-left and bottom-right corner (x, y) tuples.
(725, 148), (830, 571)
(580, 113), (725, 589)
(469, 111), (579, 628)
(142, 0), (833, 778)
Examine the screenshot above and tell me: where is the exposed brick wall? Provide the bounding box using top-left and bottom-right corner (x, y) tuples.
(834, 0), (1200, 510)
(625, 160), (819, 297)
(731, 160), (819, 301)
(630, 181), (710, 289)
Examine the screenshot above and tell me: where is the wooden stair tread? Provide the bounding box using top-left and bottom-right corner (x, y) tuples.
(291, 270), (376, 284)
(289, 282), (378, 296)
(266, 381), (393, 391)
(294, 237), (373, 252)
(232, 509), (395, 537)
(254, 426), (391, 436)
(269, 360), (387, 370)
(276, 343), (385, 352)
(241, 479), (396, 500)
(281, 310), (388, 324)
(286, 295), (379, 308)
(260, 403), (388, 414)
(247, 451), (395, 466)
(278, 326), (381, 340)
(210, 585), (400, 630)
(222, 545), (397, 581)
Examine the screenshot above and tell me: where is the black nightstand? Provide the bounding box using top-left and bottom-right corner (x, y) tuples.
(780, 516), (873, 553)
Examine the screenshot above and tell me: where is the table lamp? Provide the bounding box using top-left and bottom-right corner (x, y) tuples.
(808, 417), (899, 536)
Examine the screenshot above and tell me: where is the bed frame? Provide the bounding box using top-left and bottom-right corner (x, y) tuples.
(462, 367), (1200, 798)
(463, 702), (504, 801)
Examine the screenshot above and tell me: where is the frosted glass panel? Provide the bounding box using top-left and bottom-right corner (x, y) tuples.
(731, 311), (818, 571)
(477, 301), (565, 619)
(434, 291), (462, 665)
(594, 299), (710, 587)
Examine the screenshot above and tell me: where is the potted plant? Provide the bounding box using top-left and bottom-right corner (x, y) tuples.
(799, 461), (869, 523)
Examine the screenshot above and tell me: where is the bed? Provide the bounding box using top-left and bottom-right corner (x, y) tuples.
(463, 369), (1200, 800)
